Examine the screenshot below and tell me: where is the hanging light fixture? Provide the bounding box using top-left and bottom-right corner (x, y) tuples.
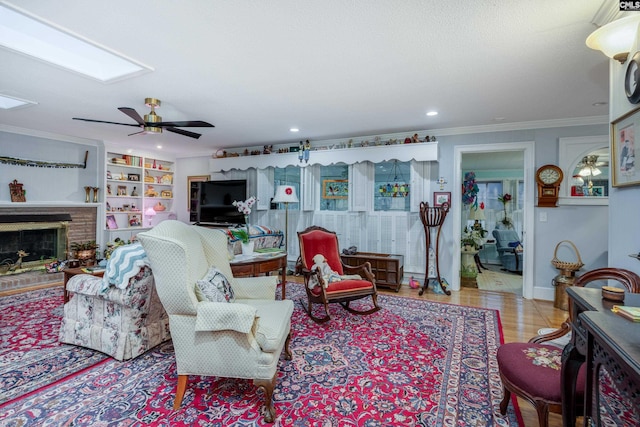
(378, 160), (410, 198)
(578, 155), (602, 177)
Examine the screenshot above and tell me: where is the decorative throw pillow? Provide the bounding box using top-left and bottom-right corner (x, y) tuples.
(196, 266), (235, 303)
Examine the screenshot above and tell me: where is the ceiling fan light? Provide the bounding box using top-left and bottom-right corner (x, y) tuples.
(143, 126), (162, 134)
(591, 167), (602, 176)
(579, 166), (592, 177)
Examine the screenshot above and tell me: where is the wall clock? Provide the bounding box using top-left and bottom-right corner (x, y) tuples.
(536, 164), (563, 207)
(625, 51), (640, 104)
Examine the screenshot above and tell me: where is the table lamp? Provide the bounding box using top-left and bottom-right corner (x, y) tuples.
(145, 207), (156, 227)
(272, 185), (298, 252)
(468, 206), (485, 230)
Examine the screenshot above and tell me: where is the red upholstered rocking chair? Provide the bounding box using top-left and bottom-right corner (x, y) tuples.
(496, 267), (640, 427)
(297, 226), (380, 323)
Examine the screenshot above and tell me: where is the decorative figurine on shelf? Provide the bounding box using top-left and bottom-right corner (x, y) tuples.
(145, 186), (158, 197)
(412, 133), (420, 143)
(298, 141), (304, 163)
(263, 145), (273, 154)
(131, 187), (139, 197)
(304, 140), (311, 163)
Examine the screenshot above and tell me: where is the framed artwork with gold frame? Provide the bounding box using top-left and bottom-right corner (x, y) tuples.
(161, 190), (173, 198)
(611, 106), (640, 187)
(322, 179), (348, 199)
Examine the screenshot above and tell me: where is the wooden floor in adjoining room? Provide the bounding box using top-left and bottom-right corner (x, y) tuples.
(4, 278), (567, 427)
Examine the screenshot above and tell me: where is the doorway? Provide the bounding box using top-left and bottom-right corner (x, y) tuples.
(452, 142), (535, 299)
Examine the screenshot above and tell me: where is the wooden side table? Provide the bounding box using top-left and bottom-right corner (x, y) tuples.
(340, 252), (404, 292)
(230, 253), (287, 299)
(63, 267), (105, 303)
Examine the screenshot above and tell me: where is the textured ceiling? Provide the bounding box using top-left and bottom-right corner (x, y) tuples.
(0, 0), (616, 157)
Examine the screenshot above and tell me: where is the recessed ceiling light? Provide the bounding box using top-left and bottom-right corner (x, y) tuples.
(0, 93), (37, 109)
(156, 145), (162, 149)
(126, 149), (133, 153)
(0, 3), (153, 83)
(592, 101), (608, 107)
(290, 128), (299, 132)
(494, 117), (506, 121)
(426, 111), (438, 116)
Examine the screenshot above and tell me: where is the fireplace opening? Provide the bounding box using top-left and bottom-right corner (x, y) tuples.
(0, 215), (71, 275)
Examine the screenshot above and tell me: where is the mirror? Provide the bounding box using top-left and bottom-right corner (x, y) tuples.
(559, 136), (609, 206)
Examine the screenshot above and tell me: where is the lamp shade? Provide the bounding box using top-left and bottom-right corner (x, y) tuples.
(468, 206), (485, 221)
(273, 185), (299, 203)
(145, 207), (157, 217)
(586, 15), (640, 62)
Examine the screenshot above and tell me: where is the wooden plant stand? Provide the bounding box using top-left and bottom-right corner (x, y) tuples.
(419, 201), (450, 295)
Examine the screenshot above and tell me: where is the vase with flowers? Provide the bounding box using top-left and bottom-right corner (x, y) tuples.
(497, 193), (513, 229)
(461, 226), (484, 251)
(231, 196), (257, 254)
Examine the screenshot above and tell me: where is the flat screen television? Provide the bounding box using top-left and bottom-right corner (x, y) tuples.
(195, 180), (247, 225)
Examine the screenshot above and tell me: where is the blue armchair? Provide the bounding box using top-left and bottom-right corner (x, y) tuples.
(492, 229), (523, 273)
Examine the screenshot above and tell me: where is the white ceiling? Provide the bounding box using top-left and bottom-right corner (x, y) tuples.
(0, 0), (618, 158)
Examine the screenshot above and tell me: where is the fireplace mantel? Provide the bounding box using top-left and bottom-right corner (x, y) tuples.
(0, 202), (101, 208)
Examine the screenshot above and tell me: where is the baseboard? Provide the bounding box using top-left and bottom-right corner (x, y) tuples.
(533, 285), (555, 302)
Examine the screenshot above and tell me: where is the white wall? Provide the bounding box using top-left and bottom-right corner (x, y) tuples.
(609, 46), (640, 273)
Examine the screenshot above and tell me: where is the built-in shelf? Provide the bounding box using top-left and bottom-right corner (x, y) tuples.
(210, 142), (438, 172)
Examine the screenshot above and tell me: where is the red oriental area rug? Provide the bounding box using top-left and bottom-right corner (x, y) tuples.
(1, 285), (522, 426)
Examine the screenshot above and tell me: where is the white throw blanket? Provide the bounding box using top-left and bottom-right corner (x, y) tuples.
(101, 242), (150, 292)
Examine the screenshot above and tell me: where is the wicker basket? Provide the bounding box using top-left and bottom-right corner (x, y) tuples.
(551, 240), (584, 272)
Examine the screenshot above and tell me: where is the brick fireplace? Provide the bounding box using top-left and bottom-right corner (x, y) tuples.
(0, 206), (98, 292)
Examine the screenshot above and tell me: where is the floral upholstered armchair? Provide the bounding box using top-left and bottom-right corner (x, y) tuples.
(138, 221), (293, 423)
(59, 244), (171, 361)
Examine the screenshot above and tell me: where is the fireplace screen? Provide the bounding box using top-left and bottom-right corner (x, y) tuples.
(0, 221), (68, 274)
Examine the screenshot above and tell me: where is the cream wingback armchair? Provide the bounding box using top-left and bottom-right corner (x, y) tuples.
(137, 221), (293, 423)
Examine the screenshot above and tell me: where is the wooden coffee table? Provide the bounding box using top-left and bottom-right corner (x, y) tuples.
(230, 253), (287, 299)
(63, 267), (105, 303)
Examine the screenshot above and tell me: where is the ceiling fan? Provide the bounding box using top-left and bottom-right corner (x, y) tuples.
(73, 98), (214, 139)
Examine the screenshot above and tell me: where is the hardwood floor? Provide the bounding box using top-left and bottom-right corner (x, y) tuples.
(5, 279), (567, 426)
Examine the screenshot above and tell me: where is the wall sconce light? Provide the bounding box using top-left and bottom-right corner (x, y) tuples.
(586, 15), (640, 64)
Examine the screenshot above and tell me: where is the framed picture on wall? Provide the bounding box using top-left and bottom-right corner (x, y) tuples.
(611, 106), (640, 187)
(433, 191), (451, 207)
(106, 215), (118, 230)
(322, 179), (348, 199)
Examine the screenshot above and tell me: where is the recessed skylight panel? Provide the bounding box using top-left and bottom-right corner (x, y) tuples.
(0, 4), (152, 82)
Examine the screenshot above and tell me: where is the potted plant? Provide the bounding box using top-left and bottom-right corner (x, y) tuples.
(231, 196), (257, 255)
(461, 227), (483, 251)
(70, 240), (99, 264)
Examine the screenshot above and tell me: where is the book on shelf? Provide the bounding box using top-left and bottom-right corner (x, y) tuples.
(612, 306), (640, 322)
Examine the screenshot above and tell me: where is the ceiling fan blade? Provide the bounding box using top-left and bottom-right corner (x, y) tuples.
(165, 127), (201, 139)
(128, 130), (146, 137)
(73, 117), (140, 127)
(153, 120), (214, 128)
(118, 107), (146, 125)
